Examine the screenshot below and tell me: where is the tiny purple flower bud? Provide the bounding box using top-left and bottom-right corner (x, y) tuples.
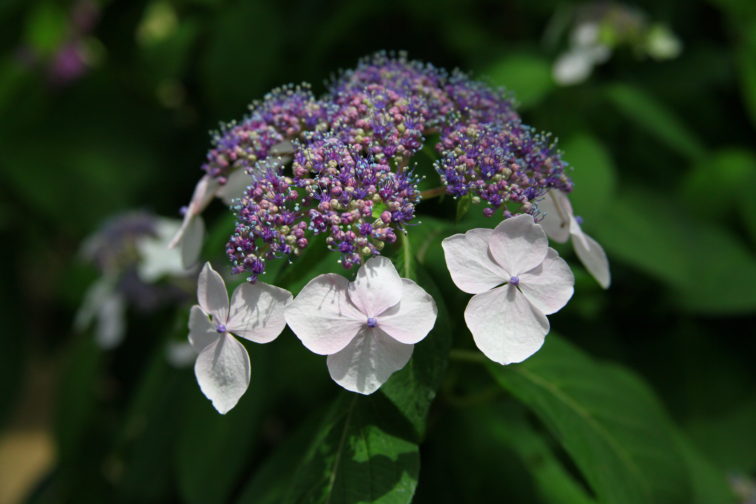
(575, 215), (583, 225)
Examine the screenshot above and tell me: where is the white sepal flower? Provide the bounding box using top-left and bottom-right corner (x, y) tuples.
(538, 190), (611, 288)
(189, 262), (292, 414)
(442, 214), (574, 365)
(285, 256), (437, 395)
(136, 218), (188, 281)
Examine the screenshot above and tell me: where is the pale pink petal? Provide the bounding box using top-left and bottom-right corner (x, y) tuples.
(376, 279), (437, 344)
(194, 333), (250, 414)
(285, 274), (364, 355)
(180, 215), (204, 269)
(537, 190), (572, 243)
(571, 229), (611, 289)
(188, 305), (219, 352)
(441, 228), (508, 294)
(227, 282), (292, 343)
(489, 214), (549, 276)
(169, 175), (218, 249)
(216, 169), (251, 205)
(464, 285), (549, 365)
(518, 248), (575, 315)
(190, 175), (220, 214)
(198, 262), (229, 322)
(347, 256), (402, 317)
(326, 327), (414, 395)
(169, 211), (193, 249)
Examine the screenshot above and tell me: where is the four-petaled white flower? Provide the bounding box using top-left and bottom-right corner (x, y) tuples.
(189, 262), (292, 414)
(538, 189), (611, 288)
(285, 256), (437, 395)
(442, 214), (575, 365)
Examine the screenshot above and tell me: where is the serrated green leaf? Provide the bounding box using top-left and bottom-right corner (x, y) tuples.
(489, 336), (695, 504)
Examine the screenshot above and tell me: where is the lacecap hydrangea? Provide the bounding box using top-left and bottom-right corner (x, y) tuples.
(174, 52), (613, 411)
(203, 52), (573, 282)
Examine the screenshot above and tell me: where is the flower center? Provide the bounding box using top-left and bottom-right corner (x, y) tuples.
(509, 276), (520, 286)
(215, 323), (227, 334)
(575, 215), (584, 225)
(366, 317), (378, 328)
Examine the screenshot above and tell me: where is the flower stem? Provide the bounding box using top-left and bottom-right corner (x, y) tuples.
(420, 187), (446, 199)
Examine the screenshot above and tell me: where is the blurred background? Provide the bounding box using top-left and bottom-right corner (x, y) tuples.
(0, 0), (754, 503)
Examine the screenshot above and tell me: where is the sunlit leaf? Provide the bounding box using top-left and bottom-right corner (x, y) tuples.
(239, 393), (420, 504)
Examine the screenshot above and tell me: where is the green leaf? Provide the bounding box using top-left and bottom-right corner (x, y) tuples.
(561, 133), (617, 224)
(488, 335), (695, 504)
(675, 432), (737, 504)
(240, 393), (420, 504)
(476, 403), (598, 504)
(593, 189), (691, 288)
(380, 265), (452, 440)
(682, 148), (756, 220)
(594, 187), (756, 313)
(486, 53), (554, 108)
(687, 396), (756, 474)
(605, 84), (705, 160)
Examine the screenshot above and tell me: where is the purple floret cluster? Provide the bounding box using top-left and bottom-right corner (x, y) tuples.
(208, 52), (572, 281)
(202, 84), (331, 183)
(435, 121), (572, 217)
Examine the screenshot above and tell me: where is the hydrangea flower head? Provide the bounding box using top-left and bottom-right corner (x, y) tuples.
(285, 256), (437, 394)
(442, 214), (574, 364)
(181, 52), (574, 283)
